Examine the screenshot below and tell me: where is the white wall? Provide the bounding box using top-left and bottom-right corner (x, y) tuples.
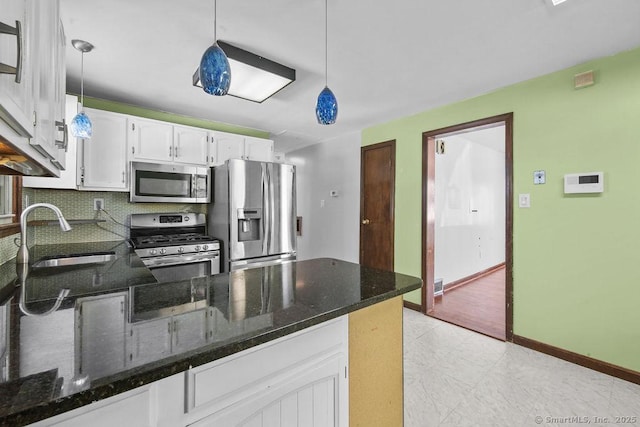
(287, 132), (360, 263)
(434, 130), (505, 285)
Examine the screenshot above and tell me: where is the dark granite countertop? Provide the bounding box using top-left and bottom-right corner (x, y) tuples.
(0, 252), (421, 426)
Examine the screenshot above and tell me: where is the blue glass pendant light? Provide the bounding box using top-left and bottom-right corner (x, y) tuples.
(70, 40), (94, 139)
(316, 87), (337, 125)
(316, 0), (338, 125)
(199, 0), (231, 96)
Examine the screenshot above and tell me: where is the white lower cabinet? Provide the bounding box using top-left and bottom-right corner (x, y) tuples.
(189, 355), (342, 427)
(128, 317), (172, 367)
(75, 293), (127, 380)
(172, 309), (208, 353)
(29, 317), (349, 427)
(128, 309), (208, 367)
(184, 316), (348, 427)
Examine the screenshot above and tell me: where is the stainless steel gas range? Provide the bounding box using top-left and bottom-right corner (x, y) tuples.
(129, 213), (220, 283)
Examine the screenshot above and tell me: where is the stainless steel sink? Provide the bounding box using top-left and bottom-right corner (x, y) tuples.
(31, 253), (117, 269)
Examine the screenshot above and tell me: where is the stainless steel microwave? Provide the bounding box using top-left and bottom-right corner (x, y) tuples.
(130, 162), (211, 203)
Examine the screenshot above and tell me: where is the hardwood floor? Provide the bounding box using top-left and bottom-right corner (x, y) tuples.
(429, 267), (506, 340)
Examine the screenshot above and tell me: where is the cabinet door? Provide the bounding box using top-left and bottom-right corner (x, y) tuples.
(22, 94), (77, 188)
(129, 117), (173, 163)
(172, 309), (208, 354)
(188, 355), (344, 427)
(128, 318), (172, 367)
(75, 294), (127, 380)
(78, 108), (128, 191)
(213, 131), (245, 165)
(49, 17), (66, 170)
(29, 0), (58, 161)
(0, 0), (34, 137)
(173, 125), (209, 165)
(244, 137), (274, 162)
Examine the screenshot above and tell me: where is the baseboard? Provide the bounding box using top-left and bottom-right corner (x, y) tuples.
(403, 300), (422, 312)
(444, 262), (505, 292)
(512, 335), (640, 385)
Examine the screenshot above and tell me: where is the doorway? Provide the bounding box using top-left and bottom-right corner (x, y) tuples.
(421, 114), (513, 341)
(360, 140), (395, 271)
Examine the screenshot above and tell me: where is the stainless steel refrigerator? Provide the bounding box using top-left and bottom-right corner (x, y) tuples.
(208, 159), (297, 272)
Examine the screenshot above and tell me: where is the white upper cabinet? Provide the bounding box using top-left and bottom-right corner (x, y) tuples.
(23, 94), (78, 189)
(173, 125), (208, 165)
(244, 135), (274, 162)
(0, 0), (66, 176)
(0, 0), (34, 138)
(128, 117), (174, 163)
(210, 131), (274, 166)
(50, 17), (66, 170)
(29, 0), (62, 162)
(77, 108), (129, 191)
(129, 118), (208, 166)
(210, 131), (245, 166)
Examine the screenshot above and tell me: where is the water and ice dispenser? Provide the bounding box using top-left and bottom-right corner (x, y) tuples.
(237, 208), (262, 242)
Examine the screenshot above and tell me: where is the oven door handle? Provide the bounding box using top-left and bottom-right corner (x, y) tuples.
(142, 253), (219, 268)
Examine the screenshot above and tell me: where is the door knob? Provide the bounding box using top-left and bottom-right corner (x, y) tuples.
(361, 219), (370, 225)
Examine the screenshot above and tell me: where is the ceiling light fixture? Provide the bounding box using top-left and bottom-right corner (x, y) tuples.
(69, 39), (94, 139)
(193, 41), (296, 103)
(551, 0), (568, 5)
(199, 0), (231, 96)
(315, 0), (337, 125)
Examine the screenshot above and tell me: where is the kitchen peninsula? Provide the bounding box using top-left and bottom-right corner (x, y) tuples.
(0, 250), (420, 426)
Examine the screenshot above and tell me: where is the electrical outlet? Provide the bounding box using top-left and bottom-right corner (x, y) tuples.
(93, 198), (105, 211)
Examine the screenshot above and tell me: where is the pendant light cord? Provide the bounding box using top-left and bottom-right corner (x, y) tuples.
(324, 0), (328, 87)
(80, 51), (84, 107)
(214, 0), (217, 42)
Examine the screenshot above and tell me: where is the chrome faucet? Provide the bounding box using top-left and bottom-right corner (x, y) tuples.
(16, 203), (72, 265)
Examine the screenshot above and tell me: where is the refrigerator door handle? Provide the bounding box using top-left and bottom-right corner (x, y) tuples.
(266, 164), (273, 253)
(261, 163), (270, 256)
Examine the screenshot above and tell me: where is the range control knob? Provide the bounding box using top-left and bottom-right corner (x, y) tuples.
(150, 249), (157, 255)
(160, 248), (167, 255)
(195, 245), (201, 251)
(178, 247), (184, 253)
(203, 244), (208, 251)
(184, 216), (190, 222)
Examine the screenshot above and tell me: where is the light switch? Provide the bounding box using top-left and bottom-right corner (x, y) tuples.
(519, 193), (531, 208)
(534, 170), (546, 185)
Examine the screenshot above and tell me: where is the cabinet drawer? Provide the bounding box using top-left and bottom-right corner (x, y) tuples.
(186, 316), (347, 414)
(28, 386), (154, 427)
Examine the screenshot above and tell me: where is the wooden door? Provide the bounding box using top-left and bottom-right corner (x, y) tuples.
(360, 140), (395, 271)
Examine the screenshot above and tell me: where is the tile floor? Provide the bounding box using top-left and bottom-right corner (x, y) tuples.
(403, 308), (640, 427)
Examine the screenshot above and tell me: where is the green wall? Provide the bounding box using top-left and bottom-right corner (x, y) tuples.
(363, 46), (640, 373)
(83, 97), (270, 138)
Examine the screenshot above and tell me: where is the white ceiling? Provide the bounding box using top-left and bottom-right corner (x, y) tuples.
(60, 0), (640, 153)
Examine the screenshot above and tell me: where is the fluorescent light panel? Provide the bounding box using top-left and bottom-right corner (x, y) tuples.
(193, 41), (295, 103)
(552, 0), (568, 5)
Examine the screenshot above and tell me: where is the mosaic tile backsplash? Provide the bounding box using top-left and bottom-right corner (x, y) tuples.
(23, 188), (206, 245)
(0, 234), (19, 264)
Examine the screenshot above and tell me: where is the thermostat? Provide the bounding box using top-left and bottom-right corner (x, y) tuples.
(564, 172), (603, 194)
